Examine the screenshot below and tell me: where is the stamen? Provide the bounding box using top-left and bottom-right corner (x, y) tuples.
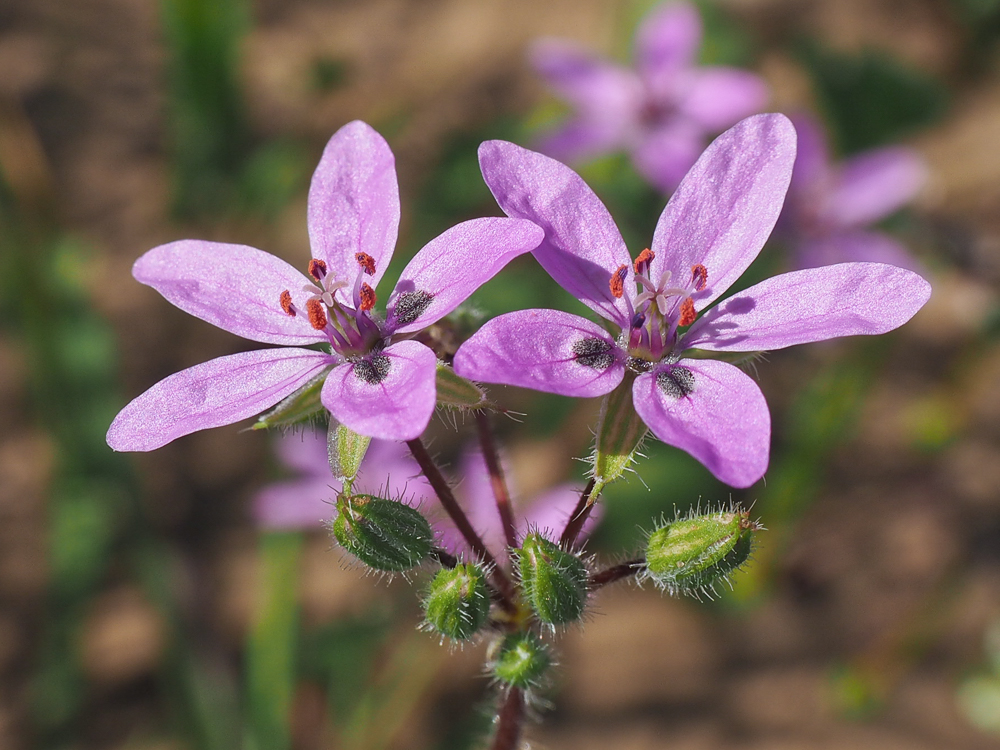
(308, 259), (328, 282)
(355, 252), (376, 276)
(279, 290), (295, 316)
(634, 248), (655, 274)
(691, 264), (708, 292)
(609, 264), (628, 299)
(678, 297), (696, 327)
(306, 298), (328, 330)
(359, 283), (377, 312)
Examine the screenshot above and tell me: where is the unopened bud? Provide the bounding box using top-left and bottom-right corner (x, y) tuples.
(643, 508), (758, 596)
(492, 632), (551, 689)
(516, 534), (588, 625)
(330, 494), (433, 572)
(423, 563), (490, 640)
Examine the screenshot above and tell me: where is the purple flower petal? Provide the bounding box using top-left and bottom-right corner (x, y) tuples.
(787, 112), (831, 197)
(254, 477), (338, 529)
(632, 358), (769, 488)
(630, 118), (705, 193)
(356, 439), (435, 503)
(676, 67), (769, 131)
(531, 38), (643, 114)
(308, 120), (399, 293)
(274, 427), (330, 476)
(649, 113), (797, 310)
(795, 230), (923, 273)
(478, 140), (633, 327)
(132, 241), (324, 346)
(522, 484), (602, 541)
(683, 262), (931, 352)
(320, 340), (437, 441)
(107, 349), (332, 452)
(634, 1), (701, 94)
(822, 146), (926, 228)
(387, 218), (543, 333)
(453, 309), (624, 398)
(535, 117), (633, 165)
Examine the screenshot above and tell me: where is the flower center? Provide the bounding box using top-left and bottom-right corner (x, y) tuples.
(609, 249), (708, 363)
(279, 253), (383, 356)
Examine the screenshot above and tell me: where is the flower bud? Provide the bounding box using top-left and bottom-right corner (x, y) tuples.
(253, 374), (327, 430)
(643, 508), (758, 596)
(423, 563), (491, 640)
(492, 632), (551, 689)
(516, 534), (588, 625)
(330, 494), (433, 572)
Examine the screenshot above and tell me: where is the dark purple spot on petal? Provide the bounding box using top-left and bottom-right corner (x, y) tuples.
(353, 354), (391, 385)
(393, 290), (435, 326)
(656, 366), (695, 399)
(572, 337), (615, 370)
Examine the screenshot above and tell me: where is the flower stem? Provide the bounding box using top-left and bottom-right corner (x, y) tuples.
(406, 438), (517, 611)
(589, 558), (643, 588)
(474, 410), (518, 550)
(559, 478), (598, 549)
(490, 687), (525, 750)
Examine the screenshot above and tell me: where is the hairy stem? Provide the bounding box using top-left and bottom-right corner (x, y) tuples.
(589, 558), (644, 588)
(490, 687), (524, 750)
(406, 438), (517, 611)
(559, 478), (597, 549)
(474, 410), (518, 550)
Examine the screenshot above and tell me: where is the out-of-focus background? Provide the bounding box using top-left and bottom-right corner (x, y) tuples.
(2, 0), (1000, 748)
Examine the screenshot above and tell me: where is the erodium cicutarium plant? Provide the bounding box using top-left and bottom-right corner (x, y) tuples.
(108, 114), (931, 749)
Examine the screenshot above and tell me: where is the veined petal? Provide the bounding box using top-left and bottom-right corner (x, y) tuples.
(453, 309), (624, 398)
(676, 67), (770, 131)
(321, 341), (437, 441)
(631, 119), (705, 193)
(107, 349), (332, 452)
(387, 218), (543, 333)
(649, 113), (797, 310)
(683, 262), (931, 352)
(133, 241), (324, 346)
(254, 477), (338, 530)
(531, 38), (643, 114)
(822, 146), (926, 228)
(633, 359), (769, 488)
(795, 230), (923, 273)
(308, 120), (399, 293)
(479, 140), (633, 327)
(634, 1), (701, 93)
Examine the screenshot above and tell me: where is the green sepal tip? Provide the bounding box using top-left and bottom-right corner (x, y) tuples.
(327, 419), (371, 481)
(253, 372), (328, 430)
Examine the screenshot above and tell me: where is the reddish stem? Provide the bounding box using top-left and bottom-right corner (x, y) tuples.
(474, 410), (518, 550)
(589, 559), (643, 588)
(406, 438), (517, 611)
(489, 687), (524, 750)
(559, 478), (597, 549)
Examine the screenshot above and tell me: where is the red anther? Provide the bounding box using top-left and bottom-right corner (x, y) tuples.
(308, 258), (328, 282)
(306, 298), (328, 330)
(679, 297), (696, 327)
(279, 289), (295, 316)
(633, 248), (655, 273)
(609, 264), (628, 299)
(359, 282), (377, 311)
(691, 264), (708, 292)
(355, 252), (376, 275)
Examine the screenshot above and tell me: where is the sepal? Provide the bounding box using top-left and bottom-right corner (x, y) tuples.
(435, 362), (490, 409)
(327, 419), (371, 481)
(591, 374), (647, 492)
(491, 631), (551, 689)
(253, 372), (328, 430)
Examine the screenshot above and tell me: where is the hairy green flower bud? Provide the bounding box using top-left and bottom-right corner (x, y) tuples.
(423, 563), (491, 640)
(492, 632), (551, 689)
(643, 508), (759, 596)
(516, 534), (588, 625)
(330, 494), (433, 572)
